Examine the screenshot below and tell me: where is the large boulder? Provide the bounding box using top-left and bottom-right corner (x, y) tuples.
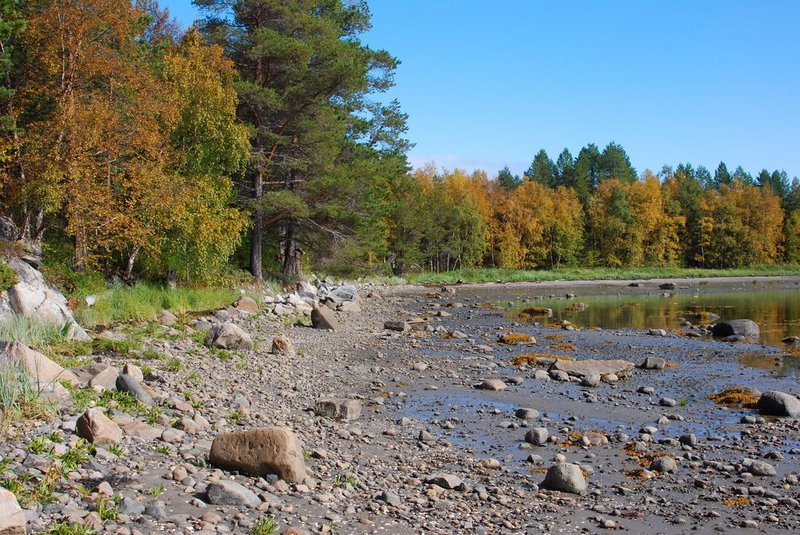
(234, 296), (259, 314)
(755, 391), (800, 418)
(711, 319), (760, 341)
(311, 306), (339, 330)
(0, 341), (79, 386)
(551, 358), (634, 379)
(0, 256), (89, 340)
(542, 463), (587, 494)
(209, 427), (306, 483)
(76, 407), (123, 445)
(0, 488), (25, 534)
(204, 323), (253, 350)
(325, 284), (358, 305)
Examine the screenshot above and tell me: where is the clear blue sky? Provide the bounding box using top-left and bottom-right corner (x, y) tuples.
(163, 0), (800, 179)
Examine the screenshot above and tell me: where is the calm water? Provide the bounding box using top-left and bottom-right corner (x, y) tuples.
(505, 290), (800, 346)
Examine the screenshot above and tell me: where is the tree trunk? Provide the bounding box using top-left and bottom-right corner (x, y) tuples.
(250, 169), (264, 284)
(123, 245), (140, 283)
(282, 218), (300, 283)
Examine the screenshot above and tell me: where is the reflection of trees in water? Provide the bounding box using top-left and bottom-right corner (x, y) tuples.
(520, 290), (800, 346)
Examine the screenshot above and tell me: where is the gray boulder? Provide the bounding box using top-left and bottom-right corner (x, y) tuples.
(711, 319), (760, 341)
(116, 374), (154, 406)
(326, 284), (358, 304)
(0, 488), (25, 534)
(311, 306), (339, 330)
(755, 391), (800, 418)
(314, 399), (361, 421)
(0, 256), (89, 340)
(204, 323), (254, 350)
(0, 341), (79, 386)
(542, 463), (587, 494)
(206, 480), (261, 507)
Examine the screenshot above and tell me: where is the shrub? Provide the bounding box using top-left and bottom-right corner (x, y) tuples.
(0, 260), (18, 291)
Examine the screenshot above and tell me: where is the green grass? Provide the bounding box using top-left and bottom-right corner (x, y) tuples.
(0, 361), (56, 427)
(251, 516), (279, 535)
(73, 282), (237, 327)
(405, 265), (800, 285)
(0, 316), (72, 348)
(0, 260), (19, 291)
(43, 522), (97, 535)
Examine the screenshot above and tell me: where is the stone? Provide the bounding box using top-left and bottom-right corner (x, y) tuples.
(380, 491), (402, 507)
(0, 488), (25, 534)
(427, 474), (462, 490)
(326, 285), (358, 304)
(206, 480), (261, 507)
(72, 363), (112, 386)
(337, 301), (361, 313)
(115, 374), (154, 406)
(235, 296), (259, 314)
(648, 328), (667, 337)
(157, 309), (178, 326)
(756, 391), (800, 418)
(383, 321), (409, 332)
(515, 408), (539, 420)
(639, 357), (666, 370)
(659, 282), (676, 290)
(744, 459), (777, 477)
(0, 256), (89, 340)
(122, 363), (144, 382)
(311, 306), (340, 330)
(477, 379), (507, 391)
(542, 463), (587, 494)
(551, 358), (634, 379)
(118, 419), (161, 441)
(118, 497), (145, 516)
(76, 408), (123, 445)
(711, 319), (760, 341)
(659, 397), (677, 407)
(88, 366), (119, 390)
(679, 434), (697, 447)
(650, 456), (678, 473)
(271, 335), (295, 357)
(581, 374), (601, 387)
(524, 427), (549, 446)
(314, 399), (361, 421)
(204, 323), (254, 350)
(209, 427), (306, 483)
(0, 341), (79, 386)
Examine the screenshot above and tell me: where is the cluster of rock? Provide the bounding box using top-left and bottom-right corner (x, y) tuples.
(263, 282), (361, 319)
(0, 256), (89, 340)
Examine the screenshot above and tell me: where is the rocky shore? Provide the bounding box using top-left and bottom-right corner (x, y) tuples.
(2, 278), (800, 534)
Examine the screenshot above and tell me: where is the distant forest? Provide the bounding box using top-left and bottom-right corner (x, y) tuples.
(0, 1), (797, 284)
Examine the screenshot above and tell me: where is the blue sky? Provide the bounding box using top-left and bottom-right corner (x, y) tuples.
(163, 0), (800, 179)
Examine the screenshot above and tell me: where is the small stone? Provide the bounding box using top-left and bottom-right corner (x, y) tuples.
(118, 497), (145, 516)
(524, 427), (549, 446)
(206, 480), (261, 507)
(427, 474), (462, 490)
(515, 408), (539, 420)
(650, 456), (678, 473)
(76, 407), (122, 445)
(314, 399), (362, 421)
(204, 323), (254, 350)
(115, 374), (154, 406)
(477, 379), (506, 391)
(659, 397), (677, 407)
(271, 335), (295, 356)
(158, 309), (178, 326)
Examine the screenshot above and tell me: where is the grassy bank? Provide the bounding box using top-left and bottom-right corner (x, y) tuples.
(74, 283), (239, 327)
(405, 265), (800, 285)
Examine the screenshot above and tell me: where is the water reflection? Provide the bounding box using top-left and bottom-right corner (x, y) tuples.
(506, 290), (800, 347)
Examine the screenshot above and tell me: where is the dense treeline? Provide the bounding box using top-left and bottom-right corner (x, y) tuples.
(404, 145), (799, 273)
(0, 0), (797, 285)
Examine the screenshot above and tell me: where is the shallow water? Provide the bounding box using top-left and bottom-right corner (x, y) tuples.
(502, 290), (800, 346)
